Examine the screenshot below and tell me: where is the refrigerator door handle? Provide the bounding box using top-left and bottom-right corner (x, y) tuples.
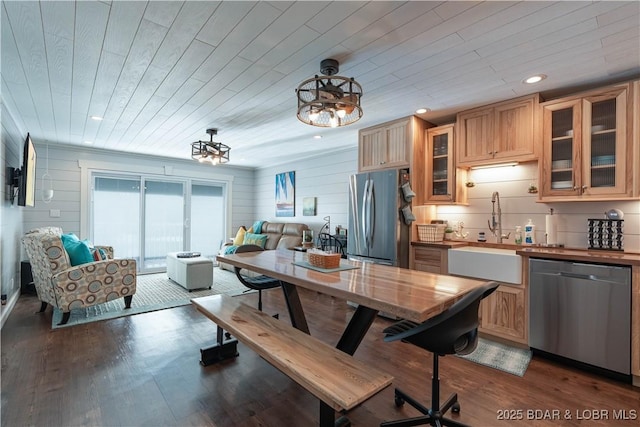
(368, 178), (375, 248)
(361, 178), (370, 245)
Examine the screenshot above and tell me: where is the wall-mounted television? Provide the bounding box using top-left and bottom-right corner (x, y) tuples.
(10, 133), (37, 207)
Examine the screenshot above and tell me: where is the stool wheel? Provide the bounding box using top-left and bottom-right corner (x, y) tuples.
(394, 396), (405, 407)
(452, 402), (460, 413)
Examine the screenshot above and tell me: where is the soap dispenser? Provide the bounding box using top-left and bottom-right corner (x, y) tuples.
(524, 219), (536, 245)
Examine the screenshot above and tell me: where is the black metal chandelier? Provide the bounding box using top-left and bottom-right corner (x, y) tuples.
(191, 128), (230, 165)
(296, 59), (363, 128)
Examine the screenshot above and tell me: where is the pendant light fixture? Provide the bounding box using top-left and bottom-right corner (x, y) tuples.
(191, 128), (230, 165)
(296, 59), (363, 128)
(41, 143), (53, 203)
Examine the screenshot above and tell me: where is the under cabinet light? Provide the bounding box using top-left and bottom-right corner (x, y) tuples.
(470, 162), (518, 170)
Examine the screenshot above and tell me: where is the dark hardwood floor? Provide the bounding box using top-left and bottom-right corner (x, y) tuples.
(2, 288), (639, 426)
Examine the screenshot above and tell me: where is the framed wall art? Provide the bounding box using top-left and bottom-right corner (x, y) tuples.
(275, 171), (295, 217)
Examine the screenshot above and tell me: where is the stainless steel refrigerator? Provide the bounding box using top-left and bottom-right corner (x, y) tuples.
(347, 169), (410, 268)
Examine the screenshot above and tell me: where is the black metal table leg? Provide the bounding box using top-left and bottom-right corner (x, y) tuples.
(280, 281), (310, 334)
(336, 305), (378, 355)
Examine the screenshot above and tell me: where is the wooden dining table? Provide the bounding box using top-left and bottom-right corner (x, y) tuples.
(217, 249), (488, 356)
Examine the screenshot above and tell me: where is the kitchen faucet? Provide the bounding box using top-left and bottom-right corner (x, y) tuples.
(488, 191), (510, 243)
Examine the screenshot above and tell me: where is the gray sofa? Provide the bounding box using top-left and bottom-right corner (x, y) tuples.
(218, 221), (309, 272)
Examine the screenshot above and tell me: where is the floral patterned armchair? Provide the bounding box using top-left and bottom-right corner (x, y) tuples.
(22, 227), (137, 326)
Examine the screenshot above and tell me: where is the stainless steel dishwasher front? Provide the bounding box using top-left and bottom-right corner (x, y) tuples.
(529, 258), (631, 375)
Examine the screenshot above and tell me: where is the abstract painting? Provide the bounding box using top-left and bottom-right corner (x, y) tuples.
(302, 197), (316, 216)
(275, 171), (295, 217)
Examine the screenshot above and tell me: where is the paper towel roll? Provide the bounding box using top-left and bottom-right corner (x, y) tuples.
(545, 214), (558, 245)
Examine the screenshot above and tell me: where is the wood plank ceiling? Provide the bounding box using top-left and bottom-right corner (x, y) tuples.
(2, 1), (639, 167)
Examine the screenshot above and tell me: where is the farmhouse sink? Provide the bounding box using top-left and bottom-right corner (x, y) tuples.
(448, 246), (522, 284)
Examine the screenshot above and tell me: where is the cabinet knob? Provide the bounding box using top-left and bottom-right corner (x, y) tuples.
(380, 161), (385, 164)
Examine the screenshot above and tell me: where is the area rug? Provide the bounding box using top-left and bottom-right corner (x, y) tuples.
(51, 267), (250, 329)
(457, 338), (532, 377)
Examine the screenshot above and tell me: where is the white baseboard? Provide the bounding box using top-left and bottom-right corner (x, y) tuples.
(0, 289), (20, 330)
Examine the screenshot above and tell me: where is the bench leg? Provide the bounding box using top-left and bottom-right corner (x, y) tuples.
(320, 402), (351, 427)
(200, 325), (239, 366)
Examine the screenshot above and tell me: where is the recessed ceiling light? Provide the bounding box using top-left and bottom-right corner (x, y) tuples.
(313, 135), (322, 139)
(415, 108), (430, 114)
(90, 115), (103, 121)
(523, 74), (547, 84)
(84, 140), (93, 144)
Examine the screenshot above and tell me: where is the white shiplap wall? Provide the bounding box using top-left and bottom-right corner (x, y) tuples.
(253, 151), (639, 253)
(434, 162), (640, 252)
(24, 144), (255, 246)
(254, 148), (358, 236)
(1, 98), (26, 320)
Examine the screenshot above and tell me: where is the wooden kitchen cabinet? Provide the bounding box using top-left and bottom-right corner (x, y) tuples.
(358, 116), (428, 172)
(424, 124), (467, 204)
(456, 94), (540, 167)
(411, 245), (448, 274)
(479, 283), (527, 344)
(539, 82), (635, 201)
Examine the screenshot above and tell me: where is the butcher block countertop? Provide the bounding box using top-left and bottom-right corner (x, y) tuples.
(411, 240), (640, 266)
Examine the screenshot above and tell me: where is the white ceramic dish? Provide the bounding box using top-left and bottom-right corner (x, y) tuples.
(551, 181), (572, 189)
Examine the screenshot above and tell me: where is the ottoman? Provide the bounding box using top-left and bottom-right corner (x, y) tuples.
(166, 252), (213, 291)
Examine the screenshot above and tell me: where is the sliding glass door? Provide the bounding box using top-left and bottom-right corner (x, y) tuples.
(190, 183), (225, 258)
(93, 176), (141, 262)
(91, 173), (226, 273)
(143, 180), (185, 271)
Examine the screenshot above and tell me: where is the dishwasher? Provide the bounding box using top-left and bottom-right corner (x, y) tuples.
(529, 258), (631, 379)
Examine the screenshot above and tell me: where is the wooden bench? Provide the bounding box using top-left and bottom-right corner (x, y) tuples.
(192, 294), (393, 427)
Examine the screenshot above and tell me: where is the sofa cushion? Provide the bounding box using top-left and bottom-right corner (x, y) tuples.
(262, 222), (285, 250)
(243, 233), (268, 249)
(275, 223), (308, 249)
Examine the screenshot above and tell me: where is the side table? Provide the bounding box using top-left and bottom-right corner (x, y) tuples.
(21, 261), (36, 295)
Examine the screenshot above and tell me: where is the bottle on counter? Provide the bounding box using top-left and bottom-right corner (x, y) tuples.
(524, 219), (536, 245)
(514, 226), (523, 245)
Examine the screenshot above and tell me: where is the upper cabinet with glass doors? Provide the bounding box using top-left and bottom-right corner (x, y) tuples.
(424, 124), (467, 204)
(539, 82), (638, 201)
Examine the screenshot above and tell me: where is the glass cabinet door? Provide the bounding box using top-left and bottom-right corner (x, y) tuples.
(426, 125), (455, 202)
(582, 89), (627, 196)
(543, 99), (582, 196)
(541, 85), (629, 199)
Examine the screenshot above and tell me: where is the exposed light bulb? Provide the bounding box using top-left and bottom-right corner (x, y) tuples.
(336, 108), (346, 118)
(329, 113), (338, 128)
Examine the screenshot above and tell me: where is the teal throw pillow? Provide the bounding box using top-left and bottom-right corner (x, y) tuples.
(60, 233), (79, 245)
(63, 238), (94, 266)
(243, 232), (267, 249)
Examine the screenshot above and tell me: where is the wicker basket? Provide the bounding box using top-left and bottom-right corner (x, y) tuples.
(416, 224), (446, 243)
(308, 251), (341, 269)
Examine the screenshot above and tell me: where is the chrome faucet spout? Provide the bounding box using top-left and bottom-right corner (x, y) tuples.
(488, 191), (504, 243)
